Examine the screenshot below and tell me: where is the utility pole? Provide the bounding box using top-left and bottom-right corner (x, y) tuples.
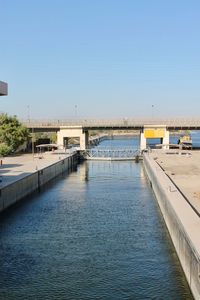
(32, 127), (34, 158)
(75, 105), (78, 118)
(28, 105), (34, 158)
(27, 105), (30, 123)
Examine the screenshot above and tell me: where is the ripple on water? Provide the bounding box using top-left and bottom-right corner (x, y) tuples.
(0, 154), (194, 300)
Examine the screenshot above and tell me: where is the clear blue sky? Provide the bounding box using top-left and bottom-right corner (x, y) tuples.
(1, 0), (200, 119)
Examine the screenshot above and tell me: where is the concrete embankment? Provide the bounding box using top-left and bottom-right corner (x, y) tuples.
(143, 152), (200, 300)
(0, 153), (77, 213)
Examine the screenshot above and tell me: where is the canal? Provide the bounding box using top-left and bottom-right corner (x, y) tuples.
(0, 137), (193, 299)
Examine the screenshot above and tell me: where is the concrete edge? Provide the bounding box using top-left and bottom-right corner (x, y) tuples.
(0, 154), (77, 213)
(143, 153), (200, 300)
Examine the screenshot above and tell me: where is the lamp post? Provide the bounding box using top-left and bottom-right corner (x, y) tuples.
(32, 127), (34, 158)
(28, 105), (34, 158)
(75, 105), (78, 118)
(27, 105), (30, 123)
(151, 105), (154, 120)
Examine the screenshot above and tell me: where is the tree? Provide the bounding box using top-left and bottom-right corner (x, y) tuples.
(0, 114), (30, 156)
(34, 132), (57, 143)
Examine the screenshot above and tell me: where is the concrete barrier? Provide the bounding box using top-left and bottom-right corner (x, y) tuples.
(0, 154), (77, 212)
(143, 153), (200, 300)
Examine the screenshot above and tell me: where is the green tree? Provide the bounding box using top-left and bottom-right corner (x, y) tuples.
(0, 114), (30, 156)
(34, 132), (57, 143)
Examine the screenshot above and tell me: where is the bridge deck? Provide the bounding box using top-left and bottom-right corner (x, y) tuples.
(82, 148), (141, 161)
(23, 118), (200, 132)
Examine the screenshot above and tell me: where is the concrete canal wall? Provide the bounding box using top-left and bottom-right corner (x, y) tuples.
(0, 154), (77, 213)
(143, 153), (200, 300)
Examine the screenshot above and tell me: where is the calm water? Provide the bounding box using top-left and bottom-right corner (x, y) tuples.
(0, 138), (194, 299)
(97, 131), (200, 149)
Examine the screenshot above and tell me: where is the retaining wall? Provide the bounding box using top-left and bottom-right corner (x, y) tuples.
(143, 153), (200, 300)
(0, 154), (77, 212)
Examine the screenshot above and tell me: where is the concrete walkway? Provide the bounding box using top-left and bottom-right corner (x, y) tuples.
(0, 152), (73, 188)
(150, 149), (200, 215)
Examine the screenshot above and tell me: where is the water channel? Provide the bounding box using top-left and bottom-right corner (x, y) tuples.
(0, 137), (194, 299)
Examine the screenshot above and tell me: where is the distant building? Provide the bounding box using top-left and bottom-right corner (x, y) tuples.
(0, 81), (8, 96)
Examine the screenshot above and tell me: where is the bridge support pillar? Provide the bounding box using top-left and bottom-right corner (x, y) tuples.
(140, 131), (147, 151)
(57, 126), (89, 150)
(140, 125), (170, 151)
(80, 130), (89, 150)
(162, 130), (169, 149)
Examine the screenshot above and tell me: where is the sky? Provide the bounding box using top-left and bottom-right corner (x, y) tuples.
(1, 0), (200, 120)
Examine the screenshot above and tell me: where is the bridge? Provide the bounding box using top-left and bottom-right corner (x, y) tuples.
(82, 147), (141, 161)
(22, 118), (200, 151)
(23, 118), (200, 131)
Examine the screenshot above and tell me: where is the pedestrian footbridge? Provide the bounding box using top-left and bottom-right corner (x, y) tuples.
(82, 148), (141, 161)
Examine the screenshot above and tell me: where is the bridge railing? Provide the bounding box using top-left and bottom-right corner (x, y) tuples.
(21, 117), (200, 128)
(83, 147), (141, 158)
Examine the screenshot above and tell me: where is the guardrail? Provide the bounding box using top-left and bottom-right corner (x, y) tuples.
(83, 148), (141, 159)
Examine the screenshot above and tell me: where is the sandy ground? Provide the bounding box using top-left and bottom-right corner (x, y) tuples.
(150, 149), (200, 214)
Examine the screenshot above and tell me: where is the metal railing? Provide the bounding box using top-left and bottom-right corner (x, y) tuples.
(21, 117), (200, 128)
(83, 147), (140, 159)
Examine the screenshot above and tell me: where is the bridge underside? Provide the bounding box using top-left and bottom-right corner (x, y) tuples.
(140, 125), (170, 151)
(57, 126), (89, 150)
